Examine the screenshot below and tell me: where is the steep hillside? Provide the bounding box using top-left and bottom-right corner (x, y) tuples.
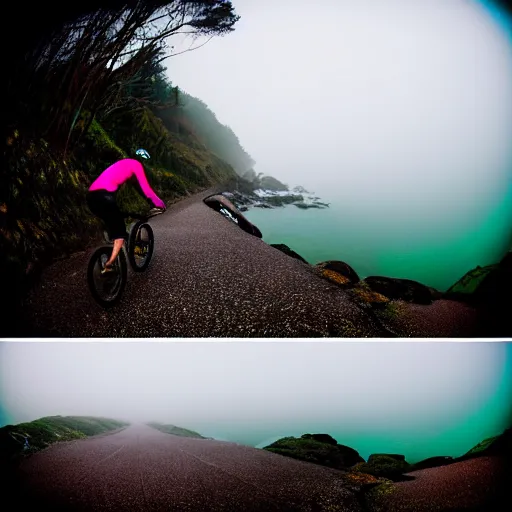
(1, 1), (247, 326)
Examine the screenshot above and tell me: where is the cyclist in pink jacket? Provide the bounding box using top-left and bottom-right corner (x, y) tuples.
(87, 149), (166, 273)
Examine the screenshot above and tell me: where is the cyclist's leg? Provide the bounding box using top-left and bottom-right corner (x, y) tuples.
(86, 190), (126, 269)
(102, 197), (127, 268)
(105, 238), (125, 269)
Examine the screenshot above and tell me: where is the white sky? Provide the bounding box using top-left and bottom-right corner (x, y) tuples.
(165, 0), (512, 199)
(1, 342), (510, 439)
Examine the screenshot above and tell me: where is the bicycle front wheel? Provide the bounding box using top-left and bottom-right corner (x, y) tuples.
(87, 246), (128, 308)
(128, 222), (154, 272)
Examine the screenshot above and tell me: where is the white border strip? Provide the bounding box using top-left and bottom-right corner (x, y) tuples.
(1, 338), (511, 342)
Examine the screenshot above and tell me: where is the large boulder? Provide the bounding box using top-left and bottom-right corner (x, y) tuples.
(443, 251), (511, 336)
(363, 276), (433, 305)
(316, 260), (361, 289)
(301, 433), (338, 446)
(349, 281), (391, 308)
(427, 286), (443, 301)
(270, 244), (308, 264)
(264, 434), (364, 470)
(368, 454), (406, 462)
(443, 264), (498, 305)
(316, 260), (360, 283)
(204, 194), (262, 238)
(351, 453), (412, 481)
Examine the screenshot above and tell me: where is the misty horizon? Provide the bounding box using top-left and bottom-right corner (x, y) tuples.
(1, 341), (511, 462)
(165, 0), (512, 289)
(169, 0), (512, 194)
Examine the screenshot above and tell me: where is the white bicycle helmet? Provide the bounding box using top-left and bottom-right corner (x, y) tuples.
(135, 148), (151, 160)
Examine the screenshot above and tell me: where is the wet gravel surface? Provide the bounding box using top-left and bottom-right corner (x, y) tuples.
(7, 424), (365, 512)
(365, 456), (508, 512)
(17, 192), (391, 338)
(15, 190), (478, 338)
(374, 299), (479, 338)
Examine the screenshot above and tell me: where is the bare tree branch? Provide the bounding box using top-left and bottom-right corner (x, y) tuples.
(160, 35), (213, 61)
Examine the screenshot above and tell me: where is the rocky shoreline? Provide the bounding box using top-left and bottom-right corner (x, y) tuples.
(222, 185), (330, 212)
(263, 429), (511, 510)
(263, 428), (511, 479)
(205, 190), (511, 337)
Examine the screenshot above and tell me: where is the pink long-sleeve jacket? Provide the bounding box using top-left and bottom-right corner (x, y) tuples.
(89, 159), (166, 209)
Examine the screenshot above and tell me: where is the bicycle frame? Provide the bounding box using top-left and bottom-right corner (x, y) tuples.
(88, 208), (164, 308)
(102, 209), (163, 246)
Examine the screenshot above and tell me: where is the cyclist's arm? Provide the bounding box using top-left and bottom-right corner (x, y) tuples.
(131, 160), (166, 209)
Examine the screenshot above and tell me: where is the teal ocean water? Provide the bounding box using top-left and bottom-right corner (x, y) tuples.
(245, 188), (512, 292)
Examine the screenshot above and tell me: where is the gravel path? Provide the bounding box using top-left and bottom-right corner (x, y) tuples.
(374, 299), (479, 338)
(6, 424), (364, 512)
(364, 456), (508, 511)
(15, 192), (389, 337)
(12, 190), (478, 338)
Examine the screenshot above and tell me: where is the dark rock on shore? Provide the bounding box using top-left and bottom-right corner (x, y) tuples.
(461, 427), (512, 460)
(348, 281), (391, 308)
(270, 244), (309, 264)
(473, 252), (512, 337)
(444, 251), (512, 336)
(261, 428), (510, 511)
(316, 260), (360, 283)
(369, 454), (406, 462)
(363, 276), (434, 305)
(294, 202), (323, 209)
(265, 194), (304, 207)
(427, 286), (443, 301)
(263, 434), (364, 470)
(301, 433), (338, 445)
(222, 187), (330, 212)
(204, 194), (262, 238)
(352, 453), (413, 481)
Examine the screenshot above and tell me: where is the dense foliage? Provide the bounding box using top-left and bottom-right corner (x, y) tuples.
(1, 1), (249, 328)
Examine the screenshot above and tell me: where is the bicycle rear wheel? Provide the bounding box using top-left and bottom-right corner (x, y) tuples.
(128, 222), (154, 272)
(87, 246), (127, 308)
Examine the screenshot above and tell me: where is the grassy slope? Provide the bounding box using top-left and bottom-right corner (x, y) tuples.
(148, 422), (205, 439)
(0, 415), (129, 461)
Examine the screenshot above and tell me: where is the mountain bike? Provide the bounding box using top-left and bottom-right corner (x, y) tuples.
(87, 208), (164, 308)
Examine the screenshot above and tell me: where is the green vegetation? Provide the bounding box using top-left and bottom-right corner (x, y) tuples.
(148, 422), (206, 439)
(0, 416), (129, 461)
